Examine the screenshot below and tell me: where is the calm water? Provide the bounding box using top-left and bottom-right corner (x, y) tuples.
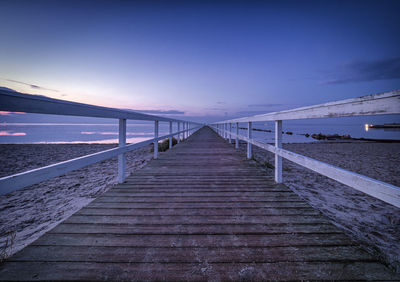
(1, 117), (399, 144)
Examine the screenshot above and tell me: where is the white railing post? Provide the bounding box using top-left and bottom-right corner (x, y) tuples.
(235, 122), (239, 149)
(247, 121), (252, 159)
(118, 118), (127, 183)
(177, 122), (181, 143)
(169, 121), (173, 149)
(154, 120), (159, 159)
(229, 123), (232, 143)
(224, 123), (227, 139)
(275, 120), (283, 183)
(183, 122), (186, 140)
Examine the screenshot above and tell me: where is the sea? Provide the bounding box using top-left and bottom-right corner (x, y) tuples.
(1, 114), (399, 144)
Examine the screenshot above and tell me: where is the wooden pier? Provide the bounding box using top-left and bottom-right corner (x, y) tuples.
(0, 127), (398, 280)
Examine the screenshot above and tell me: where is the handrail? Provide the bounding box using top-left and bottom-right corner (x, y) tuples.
(210, 90), (400, 208)
(0, 89), (190, 123)
(0, 90), (203, 195)
(213, 90), (400, 123)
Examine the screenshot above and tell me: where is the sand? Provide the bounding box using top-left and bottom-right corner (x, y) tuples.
(1, 141), (399, 273)
(0, 144), (153, 260)
(238, 141), (400, 272)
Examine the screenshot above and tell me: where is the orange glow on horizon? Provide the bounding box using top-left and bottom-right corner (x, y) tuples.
(0, 131), (26, 136)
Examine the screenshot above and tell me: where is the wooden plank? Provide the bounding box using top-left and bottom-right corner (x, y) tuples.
(49, 223), (337, 235)
(9, 245), (372, 263)
(110, 187), (290, 191)
(85, 201), (321, 209)
(76, 207), (320, 216)
(1, 126), (397, 281)
(102, 191), (294, 197)
(63, 214), (329, 225)
(31, 233), (353, 247)
(92, 196), (303, 203)
(1, 262), (397, 281)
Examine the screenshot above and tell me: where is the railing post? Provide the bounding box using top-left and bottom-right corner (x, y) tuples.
(118, 118), (126, 183)
(235, 122), (239, 149)
(247, 121), (252, 159)
(154, 120), (159, 159)
(169, 121), (173, 149)
(275, 120), (282, 183)
(177, 122), (181, 143)
(229, 123), (232, 144)
(224, 123), (227, 139)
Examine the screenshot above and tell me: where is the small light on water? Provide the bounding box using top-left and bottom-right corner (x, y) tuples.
(364, 124), (369, 132)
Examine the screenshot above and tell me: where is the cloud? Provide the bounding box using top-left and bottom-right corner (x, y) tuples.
(0, 111), (25, 116)
(247, 103), (283, 108)
(0, 131), (26, 136)
(5, 79), (59, 92)
(81, 131), (150, 136)
(204, 107), (228, 111)
(321, 57), (400, 85)
(216, 101), (225, 105)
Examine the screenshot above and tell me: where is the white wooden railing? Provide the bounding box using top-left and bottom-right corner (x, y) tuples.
(0, 89), (202, 195)
(211, 90), (400, 208)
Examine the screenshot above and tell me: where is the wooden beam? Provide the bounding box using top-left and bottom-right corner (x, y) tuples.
(118, 119), (127, 183)
(0, 89), (201, 124)
(214, 90), (400, 123)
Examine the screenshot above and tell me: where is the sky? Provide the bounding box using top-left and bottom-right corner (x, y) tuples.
(0, 0), (400, 123)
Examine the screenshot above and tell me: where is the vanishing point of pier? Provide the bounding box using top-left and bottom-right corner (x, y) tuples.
(0, 126), (398, 280)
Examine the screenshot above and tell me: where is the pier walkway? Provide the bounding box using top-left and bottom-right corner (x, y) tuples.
(0, 127), (398, 280)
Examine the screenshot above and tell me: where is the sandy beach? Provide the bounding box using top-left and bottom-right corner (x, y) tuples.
(1, 141), (399, 273)
(0, 143), (153, 260)
(237, 141), (400, 272)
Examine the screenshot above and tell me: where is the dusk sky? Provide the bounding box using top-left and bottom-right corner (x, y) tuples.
(1, 0), (400, 122)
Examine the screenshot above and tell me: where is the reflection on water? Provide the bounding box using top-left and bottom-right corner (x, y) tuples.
(384, 128), (400, 132)
(364, 123), (400, 132)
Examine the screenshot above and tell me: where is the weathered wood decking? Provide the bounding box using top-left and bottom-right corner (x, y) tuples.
(0, 126), (398, 280)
